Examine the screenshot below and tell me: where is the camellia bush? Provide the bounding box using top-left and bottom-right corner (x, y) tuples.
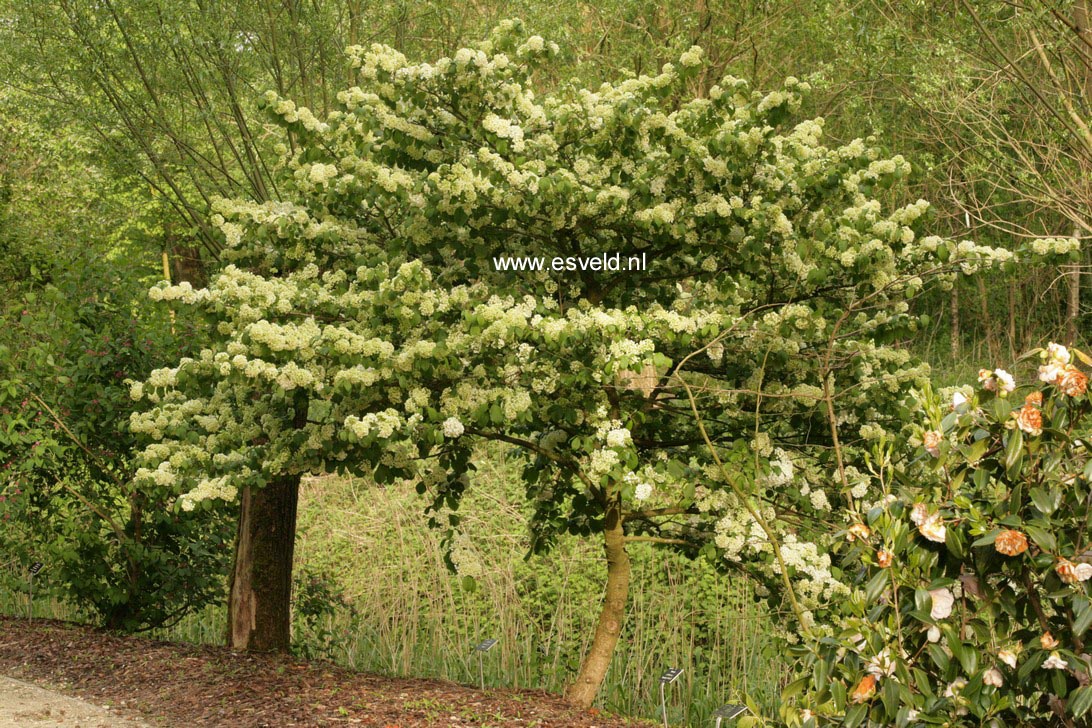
(0, 255), (234, 630)
(128, 21), (1053, 705)
(777, 343), (1092, 727)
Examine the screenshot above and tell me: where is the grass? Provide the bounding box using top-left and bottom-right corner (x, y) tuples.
(276, 445), (785, 725)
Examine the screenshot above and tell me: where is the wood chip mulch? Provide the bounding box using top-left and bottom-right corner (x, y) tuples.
(0, 617), (653, 727)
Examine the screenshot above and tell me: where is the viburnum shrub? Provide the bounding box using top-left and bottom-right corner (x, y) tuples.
(127, 20), (1070, 701)
(779, 343), (1092, 727)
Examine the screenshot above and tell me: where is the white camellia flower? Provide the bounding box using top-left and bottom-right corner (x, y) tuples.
(929, 588), (954, 620)
(927, 625), (941, 643)
(943, 678), (967, 698)
(1046, 342), (1071, 365)
(998, 649), (1018, 668)
(983, 668), (1003, 687)
(919, 513), (947, 543)
(1043, 652), (1068, 670)
(865, 648), (898, 679)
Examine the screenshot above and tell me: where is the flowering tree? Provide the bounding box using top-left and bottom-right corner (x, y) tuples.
(777, 344), (1092, 726)
(129, 22), (1021, 704)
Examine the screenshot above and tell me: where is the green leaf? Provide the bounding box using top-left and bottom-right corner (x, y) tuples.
(831, 680), (847, 711)
(1030, 487), (1058, 515)
(813, 659), (829, 690)
(1018, 651), (1046, 681)
(843, 703), (868, 728)
(1025, 524), (1056, 553)
(1074, 597), (1092, 637)
(864, 569), (889, 604)
(1052, 669), (1069, 697)
(881, 676), (899, 715)
(971, 529), (1001, 548)
(927, 643), (950, 672)
(1069, 686), (1092, 718)
(963, 438), (989, 463)
(781, 677), (808, 701)
(946, 525), (966, 560)
(1004, 428), (1024, 475)
(914, 588), (931, 614)
(955, 643), (977, 675)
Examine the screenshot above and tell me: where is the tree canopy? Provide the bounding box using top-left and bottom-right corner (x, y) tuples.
(126, 21), (1031, 704)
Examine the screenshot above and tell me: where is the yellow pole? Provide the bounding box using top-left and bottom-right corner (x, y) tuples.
(162, 250), (176, 335)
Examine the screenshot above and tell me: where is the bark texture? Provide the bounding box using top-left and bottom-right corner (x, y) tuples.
(565, 497), (631, 708)
(227, 473), (301, 651)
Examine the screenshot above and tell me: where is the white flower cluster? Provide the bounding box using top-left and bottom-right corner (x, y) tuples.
(764, 448), (794, 488)
(714, 502), (771, 560)
(588, 448), (620, 480)
(1029, 237), (1080, 256)
(605, 427), (632, 448)
(448, 532), (483, 578)
(442, 417), (465, 438)
(344, 409), (403, 440)
(679, 45), (704, 67)
(179, 476), (238, 511)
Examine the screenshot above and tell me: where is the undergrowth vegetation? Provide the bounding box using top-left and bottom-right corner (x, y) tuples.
(3, 444), (784, 725)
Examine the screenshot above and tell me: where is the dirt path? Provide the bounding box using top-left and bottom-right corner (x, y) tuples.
(0, 675), (151, 727)
(1, 617), (652, 727)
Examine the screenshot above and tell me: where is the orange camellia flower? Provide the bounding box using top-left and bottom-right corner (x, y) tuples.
(1055, 558), (1092, 584)
(1041, 631), (1060, 650)
(1058, 365), (1088, 397)
(1056, 558), (1079, 584)
(850, 674), (877, 704)
(877, 550), (893, 568)
(994, 529), (1028, 557)
(847, 523), (871, 542)
(1025, 391), (1043, 407)
(922, 429), (943, 457)
(1013, 404), (1043, 436)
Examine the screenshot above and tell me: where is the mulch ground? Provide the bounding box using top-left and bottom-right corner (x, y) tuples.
(0, 617), (653, 727)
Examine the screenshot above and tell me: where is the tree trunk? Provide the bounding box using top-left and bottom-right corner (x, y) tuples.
(565, 495), (631, 708)
(169, 242), (206, 288)
(227, 391), (308, 652)
(976, 276), (1000, 363)
(227, 472), (301, 651)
